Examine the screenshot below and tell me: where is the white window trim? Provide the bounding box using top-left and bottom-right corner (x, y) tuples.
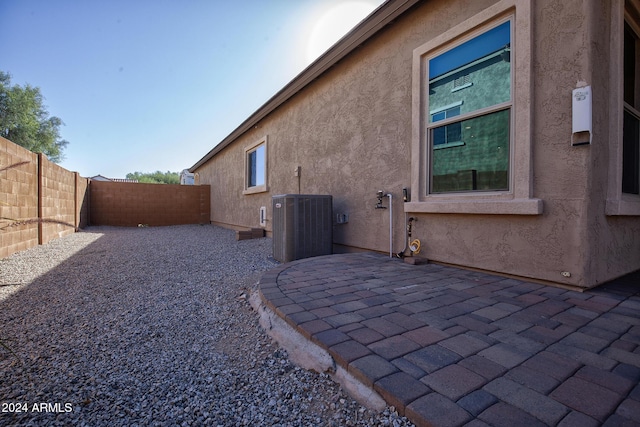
(408, 0), (542, 215)
(433, 141), (465, 150)
(243, 135), (268, 195)
(430, 101), (463, 116)
(606, 0), (640, 215)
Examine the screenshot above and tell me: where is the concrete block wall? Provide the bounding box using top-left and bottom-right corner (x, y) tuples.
(90, 181), (210, 227)
(1, 136), (90, 259)
(0, 137), (39, 258)
(2, 135), (210, 258)
(39, 154), (78, 245)
(76, 174), (90, 229)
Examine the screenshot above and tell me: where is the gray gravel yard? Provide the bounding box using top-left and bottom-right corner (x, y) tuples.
(0, 225), (412, 427)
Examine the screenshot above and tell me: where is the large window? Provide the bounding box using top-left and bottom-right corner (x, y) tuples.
(606, 0), (640, 215)
(427, 20), (511, 193)
(244, 136), (268, 194)
(408, 0), (541, 215)
(624, 22), (640, 195)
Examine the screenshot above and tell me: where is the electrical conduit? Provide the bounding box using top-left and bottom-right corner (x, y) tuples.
(387, 193), (393, 258)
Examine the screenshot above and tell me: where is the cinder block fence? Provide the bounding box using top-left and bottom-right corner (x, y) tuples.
(1, 136), (211, 259)
(89, 180), (210, 227)
(0, 137), (89, 258)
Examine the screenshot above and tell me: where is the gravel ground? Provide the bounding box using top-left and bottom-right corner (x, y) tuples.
(0, 225), (413, 427)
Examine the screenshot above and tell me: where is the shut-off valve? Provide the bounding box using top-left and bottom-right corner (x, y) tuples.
(375, 190), (387, 209)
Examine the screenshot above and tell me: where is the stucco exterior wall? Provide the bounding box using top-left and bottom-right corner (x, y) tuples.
(583, 0), (640, 285)
(194, 0), (640, 288)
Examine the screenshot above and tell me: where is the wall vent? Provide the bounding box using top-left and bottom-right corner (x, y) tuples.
(272, 194), (333, 263)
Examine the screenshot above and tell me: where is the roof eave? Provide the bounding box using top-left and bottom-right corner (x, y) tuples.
(190, 0), (420, 172)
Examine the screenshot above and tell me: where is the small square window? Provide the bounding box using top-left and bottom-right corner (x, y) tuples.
(431, 105), (462, 147)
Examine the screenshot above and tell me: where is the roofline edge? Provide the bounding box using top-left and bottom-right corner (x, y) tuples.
(189, 0), (420, 172)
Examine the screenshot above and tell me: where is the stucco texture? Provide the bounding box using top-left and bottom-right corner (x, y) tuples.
(194, 0), (640, 288)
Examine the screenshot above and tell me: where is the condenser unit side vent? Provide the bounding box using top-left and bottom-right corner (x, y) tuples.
(272, 194), (332, 263)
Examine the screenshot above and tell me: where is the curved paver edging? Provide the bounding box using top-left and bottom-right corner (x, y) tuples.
(256, 253), (417, 416)
(257, 252), (640, 427)
(250, 289), (387, 411)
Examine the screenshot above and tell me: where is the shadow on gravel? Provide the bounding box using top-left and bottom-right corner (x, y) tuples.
(0, 225), (284, 426)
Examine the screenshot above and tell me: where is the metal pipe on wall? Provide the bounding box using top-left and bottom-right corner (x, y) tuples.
(387, 193), (393, 258)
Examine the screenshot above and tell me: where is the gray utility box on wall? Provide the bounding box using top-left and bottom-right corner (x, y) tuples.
(272, 194), (333, 263)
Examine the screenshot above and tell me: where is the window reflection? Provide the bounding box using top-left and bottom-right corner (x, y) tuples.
(427, 20), (511, 193)
(248, 144), (265, 187)
(432, 109), (510, 193)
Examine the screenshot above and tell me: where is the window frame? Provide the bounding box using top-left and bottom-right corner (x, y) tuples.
(243, 135), (268, 195)
(431, 102), (463, 149)
(407, 0), (542, 215)
(607, 0), (640, 215)
(427, 18), (512, 194)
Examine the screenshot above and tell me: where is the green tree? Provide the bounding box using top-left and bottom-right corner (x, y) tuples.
(0, 71), (69, 163)
(126, 170), (180, 184)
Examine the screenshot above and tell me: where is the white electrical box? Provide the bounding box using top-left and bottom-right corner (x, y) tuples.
(572, 85), (592, 145)
(259, 206), (267, 227)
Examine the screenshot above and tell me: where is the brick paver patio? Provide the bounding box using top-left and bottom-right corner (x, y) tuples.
(258, 253), (640, 427)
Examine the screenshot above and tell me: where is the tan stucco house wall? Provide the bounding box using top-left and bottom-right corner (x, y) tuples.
(192, 0), (640, 289)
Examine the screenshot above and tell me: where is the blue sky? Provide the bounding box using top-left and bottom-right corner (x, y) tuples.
(0, 0), (383, 178)
(429, 20), (510, 79)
